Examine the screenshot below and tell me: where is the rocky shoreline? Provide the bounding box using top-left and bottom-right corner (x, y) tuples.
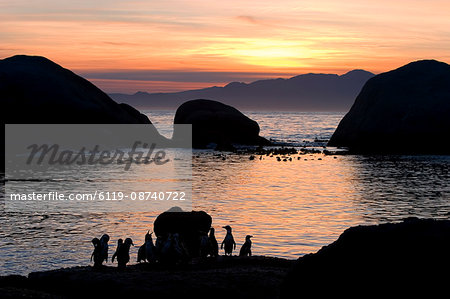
(2, 217), (450, 298)
(0, 256), (294, 299)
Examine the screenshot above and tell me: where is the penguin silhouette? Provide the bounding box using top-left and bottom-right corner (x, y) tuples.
(221, 225), (236, 256)
(239, 235), (253, 257)
(99, 234), (110, 264)
(199, 231), (211, 259)
(159, 233), (188, 264)
(172, 233), (188, 263)
(112, 238), (123, 263)
(137, 231), (156, 263)
(91, 237), (102, 268)
(159, 233), (174, 264)
(209, 227), (219, 258)
(155, 235), (164, 260)
(137, 238), (146, 263)
(145, 232), (156, 263)
(117, 238), (133, 269)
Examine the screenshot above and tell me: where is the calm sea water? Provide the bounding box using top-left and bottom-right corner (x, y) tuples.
(1, 111), (449, 276)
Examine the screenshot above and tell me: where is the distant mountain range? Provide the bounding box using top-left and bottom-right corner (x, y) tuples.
(109, 70), (375, 111)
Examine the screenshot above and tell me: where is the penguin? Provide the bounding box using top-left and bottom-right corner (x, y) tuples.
(158, 233), (176, 264)
(99, 234), (110, 264)
(145, 232), (156, 263)
(137, 240), (146, 263)
(208, 227), (219, 258)
(199, 231), (211, 259)
(221, 225), (236, 256)
(239, 235), (253, 257)
(112, 238), (123, 263)
(155, 235), (164, 260)
(172, 233), (188, 263)
(117, 238), (134, 269)
(91, 237), (102, 268)
(137, 231), (156, 263)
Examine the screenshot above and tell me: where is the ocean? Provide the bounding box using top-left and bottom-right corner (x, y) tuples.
(1, 111), (449, 276)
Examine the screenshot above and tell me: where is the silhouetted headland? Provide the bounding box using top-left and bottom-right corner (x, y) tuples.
(109, 69), (375, 111)
(0, 55), (151, 124)
(328, 60), (450, 154)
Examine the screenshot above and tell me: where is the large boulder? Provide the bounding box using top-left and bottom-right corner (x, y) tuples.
(328, 60), (450, 154)
(154, 211), (212, 257)
(281, 218), (450, 297)
(0, 55), (151, 124)
(173, 99), (271, 149)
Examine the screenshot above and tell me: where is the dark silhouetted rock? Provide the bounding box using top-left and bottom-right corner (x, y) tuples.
(281, 217), (450, 297)
(0, 257), (293, 299)
(154, 211), (212, 257)
(0, 55), (151, 124)
(173, 99), (271, 149)
(328, 60), (450, 154)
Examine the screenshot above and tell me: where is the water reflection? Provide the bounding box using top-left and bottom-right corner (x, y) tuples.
(349, 155), (450, 222)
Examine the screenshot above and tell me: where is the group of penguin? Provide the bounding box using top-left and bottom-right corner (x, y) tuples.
(91, 225), (253, 269)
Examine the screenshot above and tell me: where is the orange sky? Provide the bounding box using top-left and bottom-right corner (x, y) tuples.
(1, 0), (449, 93)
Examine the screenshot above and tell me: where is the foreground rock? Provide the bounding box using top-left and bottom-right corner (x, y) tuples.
(1, 55), (151, 124)
(328, 60), (450, 154)
(281, 217), (450, 297)
(154, 211), (212, 257)
(173, 99), (271, 149)
(0, 257), (293, 299)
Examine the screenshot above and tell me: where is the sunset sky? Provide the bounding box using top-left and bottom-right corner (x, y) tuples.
(1, 0), (449, 93)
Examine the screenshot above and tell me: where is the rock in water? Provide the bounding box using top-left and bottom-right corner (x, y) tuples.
(0, 55), (151, 124)
(280, 218), (450, 297)
(328, 60), (450, 154)
(173, 99), (271, 149)
(154, 211), (212, 258)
